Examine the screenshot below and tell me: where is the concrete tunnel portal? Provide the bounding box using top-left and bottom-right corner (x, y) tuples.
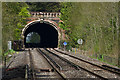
(22, 20), (59, 48)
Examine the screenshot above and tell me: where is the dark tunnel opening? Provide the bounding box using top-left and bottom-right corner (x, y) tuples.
(24, 21), (58, 48)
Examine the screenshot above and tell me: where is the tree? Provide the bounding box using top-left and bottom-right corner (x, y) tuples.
(2, 2), (30, 52)
(60, 2), (119, 66)
(15, 5), (30, 40)
(26, 2), (61, 12)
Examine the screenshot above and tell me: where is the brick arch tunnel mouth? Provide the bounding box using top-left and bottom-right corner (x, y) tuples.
(23, 21), (58, 48)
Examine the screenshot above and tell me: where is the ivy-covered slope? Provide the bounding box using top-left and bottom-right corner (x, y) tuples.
(2, 2), (30, 53)
(60, 2), (118, 58)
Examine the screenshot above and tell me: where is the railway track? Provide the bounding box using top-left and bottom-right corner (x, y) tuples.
(38, 48), (110, 79)
(53, 49), (120, 75)
(27, 49), (65, 80)
(48, 48), (120, 79)
(5, 48), (119, 79)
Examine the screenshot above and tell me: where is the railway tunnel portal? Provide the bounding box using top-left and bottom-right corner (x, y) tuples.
(22, 12), (65, 48)
(21, 12), (64, 48)
(22, 20), (59, 48)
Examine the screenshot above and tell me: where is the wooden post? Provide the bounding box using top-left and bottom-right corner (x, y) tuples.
(118, 2), (120, 67)
(4, 57), (6, 69)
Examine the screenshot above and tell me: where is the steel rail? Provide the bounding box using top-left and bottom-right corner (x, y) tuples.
(53, 49), (120, 75)
(37, 48), (67, 80)
(44, 48), (108, 80)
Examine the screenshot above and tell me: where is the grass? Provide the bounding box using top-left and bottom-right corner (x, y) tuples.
(89, 54), (119, 67)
